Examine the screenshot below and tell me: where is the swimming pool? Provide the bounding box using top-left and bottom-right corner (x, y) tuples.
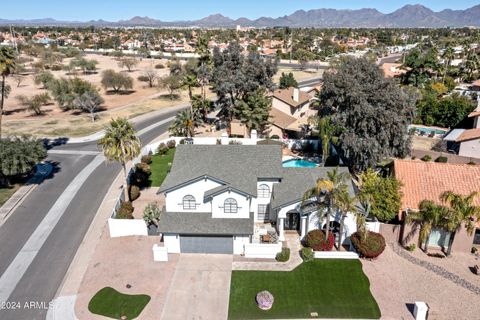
(408, 125), (448, 135)
(282, 159), (317, 168)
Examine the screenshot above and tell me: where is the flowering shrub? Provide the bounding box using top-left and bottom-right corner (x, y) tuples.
(256, 290), (274, 310)
(350, 231), (386, 259)
(305, 229), (335, 251)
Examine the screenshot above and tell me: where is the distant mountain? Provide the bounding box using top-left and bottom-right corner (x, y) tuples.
(1, 4), (480, 28)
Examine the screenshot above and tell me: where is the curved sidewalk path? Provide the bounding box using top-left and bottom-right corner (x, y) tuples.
(390, 242), (480, 295)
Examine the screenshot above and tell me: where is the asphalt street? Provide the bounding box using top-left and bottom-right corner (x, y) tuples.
(0, 77), (321, 320)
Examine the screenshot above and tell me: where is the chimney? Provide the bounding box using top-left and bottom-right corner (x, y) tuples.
(293, 88), (299, 103)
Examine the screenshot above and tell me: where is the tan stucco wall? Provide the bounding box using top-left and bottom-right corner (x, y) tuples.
(268, 125), (283, 138)
(379, 223), (402, 243)
(459, 139), (480, 159)
(451, 226), (475, 253)
(272, 98), (294, 116)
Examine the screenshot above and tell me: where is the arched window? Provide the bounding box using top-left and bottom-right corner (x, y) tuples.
(224, 198), (238, 213)
(257, 184), (270, 198)
(182, 195), (196, 210)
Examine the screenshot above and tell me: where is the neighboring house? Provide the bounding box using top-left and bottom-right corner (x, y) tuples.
(471, 79), (480, 91)
(157, 144), (357, 255)
(269, 87), (316, 138)
(394, 159), (480, 253)
(443, 101), (480, 158)
(381, 63), (407, 78)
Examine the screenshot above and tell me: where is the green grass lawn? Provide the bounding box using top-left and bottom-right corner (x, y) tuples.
(0, 184), (21, 207)
(228, 259), (381, 319)
(88, 287), (151, 320)
(149, 148), (176, 187)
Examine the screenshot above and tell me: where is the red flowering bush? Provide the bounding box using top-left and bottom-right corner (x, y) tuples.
(350, 231), (386, 259)
(306, 229), (335, 251)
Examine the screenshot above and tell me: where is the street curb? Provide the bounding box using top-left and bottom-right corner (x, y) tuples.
(0, 163), (53, 226)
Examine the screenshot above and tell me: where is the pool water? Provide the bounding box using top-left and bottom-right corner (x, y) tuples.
(282, 159), (317, 168)
(408, 125), (447, 135)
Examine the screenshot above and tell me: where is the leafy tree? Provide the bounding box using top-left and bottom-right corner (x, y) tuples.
(98, 118), (141, 200)
(69, 57), (98, 74)
(158, 74), (183, 99)
(0, 46), (16, 138)
(73, 91), (105, 122)
(101, 69), (133, 94)
(0, 136), (47, 186)
(279, 72), (298, 89)
(211, 42), (277, 119)
(402, 47), (438, 87)
(295, 49), (315, 70)
(182, 73), (198, 101)
(232, 89), (271, 136)
(48, 77), (98, 110)
(357, 168), (402, 222)
(319, 57), (415, 172)
(16, 93), (51, 115)
(435, 95), (475, 128)
(117, 57), (138, 72)
(34, 70), (55, 89)
(191, 94), (213, 121)
(168, 109), (202, 138)
(137, 70), (158, 88)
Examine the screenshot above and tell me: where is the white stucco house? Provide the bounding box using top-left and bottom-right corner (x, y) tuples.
(157, 144), (357, 255)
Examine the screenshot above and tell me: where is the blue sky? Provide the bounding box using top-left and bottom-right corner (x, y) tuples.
(2, 1), (479, 21)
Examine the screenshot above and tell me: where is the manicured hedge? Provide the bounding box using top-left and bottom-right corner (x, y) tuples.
(276, 247), (290, 262)
(306, 229), (335, 251)
(350, 231), (386, 259)
(301, 247), (314, 262)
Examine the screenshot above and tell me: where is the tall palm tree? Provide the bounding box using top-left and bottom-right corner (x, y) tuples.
(302, 167), (349, 240)
(318, 116), (335, 162)
(168, 109), (202, 138)
(98, 118), (141, 200)
(182, 74), (198, 102)
(440, 191), (480, 256)
(407, 200), (450, 253)
(335, 188), (357, 249)
(0, 47), (16, 138)
(442, 46), (455, 81)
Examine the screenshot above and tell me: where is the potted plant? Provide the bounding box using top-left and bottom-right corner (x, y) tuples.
(143, 203), (161, 235)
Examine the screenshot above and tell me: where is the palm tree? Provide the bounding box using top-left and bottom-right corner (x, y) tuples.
(0, 47), (16, 138)
(168, 109), (202, 138)
(302, 167), (349, 240)
(182, 74), (198, 102)
(406, 200), (450, 253)
(317, 116), (335, 162)
(442, 46), (455, 81)
(98, 118), (141, 200)
(335, 188), (357, 249)
(440, 191), (480, 256)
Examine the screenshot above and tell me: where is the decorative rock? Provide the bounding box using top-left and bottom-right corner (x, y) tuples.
(256, 290), (274, 310)
(474, 265), (479, 275)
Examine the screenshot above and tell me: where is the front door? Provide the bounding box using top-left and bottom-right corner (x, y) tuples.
(285, 211), (300, 231)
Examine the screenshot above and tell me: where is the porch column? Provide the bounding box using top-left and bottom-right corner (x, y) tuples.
(300, 216), (307, 239)
(278, 218), (285, 241)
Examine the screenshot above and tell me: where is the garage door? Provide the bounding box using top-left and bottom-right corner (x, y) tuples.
(180, 235), (233, 254)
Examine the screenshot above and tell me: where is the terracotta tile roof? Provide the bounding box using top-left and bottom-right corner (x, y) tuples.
(456, 128), (480, 142)
(269, 108), (297, 129)
(472, 79), (480, 87)
(394, 159), (480, 211)
(273, 87), (310, 108)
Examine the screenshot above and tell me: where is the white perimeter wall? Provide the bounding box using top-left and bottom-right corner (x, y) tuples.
(164, 234), (180, 253)
(108, 218), (148, 238)
(234, 235), (251, 255)
(244, 242), (283, 259)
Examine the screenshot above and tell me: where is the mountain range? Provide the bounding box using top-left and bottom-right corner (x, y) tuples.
(1, 4), (480, 28)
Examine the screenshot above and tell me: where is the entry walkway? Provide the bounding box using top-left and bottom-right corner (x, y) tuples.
(232, 233), (303, 271)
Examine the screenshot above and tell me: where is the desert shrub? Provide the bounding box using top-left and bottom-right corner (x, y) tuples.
(435, 156), (448, 163)
(305, 229), (335, 251)
(130, 163), (151, 188)
(467, 161), (477, 165)
(275, 247), (290, 262)
(166, 140), (176, 149)
(116, 201), (134, 219)
(421, 154), (432, 162)
(405, 243), (416, 252)
(155, 63), (165, 69)
(229, 140), (242, 145)
(135, 162), (151, 175)
(471, 247), (478, 254)
(350, 231), (386, 259)
(270, 135), (280, 139)
(157, 143), (169, 155)
(50, 64), (63, 71)
(301, 247), (314, 262)
(129, 185), (141, 201)
(141, 154), (152, 164)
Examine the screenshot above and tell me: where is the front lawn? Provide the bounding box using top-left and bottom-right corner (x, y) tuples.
(228, 259), (380, 319)
(88, 287), (151, 320)
(149, 148), (176, 187)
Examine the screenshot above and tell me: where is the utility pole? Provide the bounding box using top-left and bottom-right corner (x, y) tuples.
(10, 25), (18, 54)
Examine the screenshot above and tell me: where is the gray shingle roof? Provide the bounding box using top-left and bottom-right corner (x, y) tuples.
(270, 167), (354, 210)
(160, 145), (283, 196)
(157, 211), (254, 235)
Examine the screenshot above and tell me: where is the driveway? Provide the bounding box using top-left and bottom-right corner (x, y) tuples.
(161, 254), (233, 320)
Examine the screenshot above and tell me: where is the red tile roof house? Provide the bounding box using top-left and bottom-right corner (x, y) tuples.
(393, 159), (480, 254)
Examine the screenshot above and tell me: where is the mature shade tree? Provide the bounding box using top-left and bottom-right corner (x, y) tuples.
(117, 57), (138, 72)
(16, 93), (51, 116)
(0, 136), (47, 186)
(158, 74), (183, 99)
(295, 49), (315, 70)
(401, 46), (438, 87)
(319, 57), (415, 172)
(232, 89), (271, 136)
(48, 77), (98, 110)
(34, 70), (55, 89)
(211, 42), (277, 119)
(279, 72), (298, 89)
(101, 69), (133, 94)
(74, 91), (105, 122)
(137, 70), (158, 88)
(0, 46), (16, 138)
(69, 57), (98, 74)
(98, 118), (141, 200)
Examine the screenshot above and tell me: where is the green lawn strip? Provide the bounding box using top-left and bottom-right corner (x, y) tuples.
(0, 184), (21, 207)
(228, 259), (380, 319)
(149, 148), (176, 187)
(88, 287), (151, 320)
